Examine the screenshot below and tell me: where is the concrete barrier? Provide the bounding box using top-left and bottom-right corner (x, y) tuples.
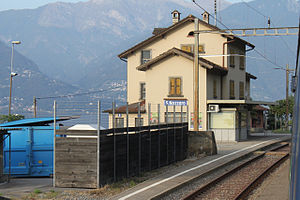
(188, 131), (217, 157)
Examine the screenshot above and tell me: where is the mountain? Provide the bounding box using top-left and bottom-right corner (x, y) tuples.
(0, 0), (230, 88)
(219, 0), (299, 101)
(0, 40), (78, 116)
(0, 0), (298, 108)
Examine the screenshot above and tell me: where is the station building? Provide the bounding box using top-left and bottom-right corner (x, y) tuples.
(106, 11), (272, 142)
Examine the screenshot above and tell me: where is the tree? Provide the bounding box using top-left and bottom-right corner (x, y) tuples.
(0, 114), (25, 123)
(269, 96), (294, 129)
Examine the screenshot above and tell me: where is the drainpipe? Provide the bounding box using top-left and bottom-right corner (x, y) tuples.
(222, 39), (236, 68)
(221, 40), (235, 99)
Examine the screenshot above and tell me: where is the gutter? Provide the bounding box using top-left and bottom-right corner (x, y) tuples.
(120, 57), (127, 62)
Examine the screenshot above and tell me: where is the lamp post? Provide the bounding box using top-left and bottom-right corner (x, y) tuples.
(8, 40), (21, 115)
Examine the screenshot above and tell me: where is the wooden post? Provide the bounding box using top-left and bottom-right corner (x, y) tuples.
(33, 96), (37, 118)
(194, 18), (200, 131)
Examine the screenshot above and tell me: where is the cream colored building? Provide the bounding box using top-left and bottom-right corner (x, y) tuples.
(106, 11), (266, 142)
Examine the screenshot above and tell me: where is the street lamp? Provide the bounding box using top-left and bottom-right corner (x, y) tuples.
(8, 40), (21, 115)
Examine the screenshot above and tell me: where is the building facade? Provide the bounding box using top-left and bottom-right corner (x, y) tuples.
(106, 11), (268, 142)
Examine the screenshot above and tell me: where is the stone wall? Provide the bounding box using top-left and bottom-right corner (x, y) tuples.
(188, 131), (217, 157)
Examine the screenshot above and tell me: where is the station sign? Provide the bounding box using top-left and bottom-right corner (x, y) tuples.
(164, 100), (187, 106)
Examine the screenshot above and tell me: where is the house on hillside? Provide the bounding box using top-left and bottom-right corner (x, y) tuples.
(105, 10), (272, 141)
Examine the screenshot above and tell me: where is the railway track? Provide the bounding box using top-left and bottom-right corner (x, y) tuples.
(183, 142), (290, 200)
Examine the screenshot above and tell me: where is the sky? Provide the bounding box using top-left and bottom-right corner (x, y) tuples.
(0, 0), (252, 12)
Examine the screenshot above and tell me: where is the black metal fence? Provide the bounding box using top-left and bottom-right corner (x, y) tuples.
(55, 122), (188, 188)
(98, 122), (188, 185)
(54, 100), (189, 188)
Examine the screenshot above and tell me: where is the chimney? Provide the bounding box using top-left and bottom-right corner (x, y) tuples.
(202, 11), (210, 24)
(171, 10), (181, 24)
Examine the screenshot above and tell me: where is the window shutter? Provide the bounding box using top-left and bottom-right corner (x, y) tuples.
(170, 78), (175, 95)
(240, 55), (245, 70)
(213, 80), (217, 98)
(176, 78), (181, 95)
(181, 45), (192, 53)
(230, 49), (235, 67)
(239, 82), (244, 99)
(230, 80), (235, 99)
(199, 45), (204, 53)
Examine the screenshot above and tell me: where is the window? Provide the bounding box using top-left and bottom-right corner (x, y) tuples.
(169, 77), (182, 97)
(141, 50), (151, 64)
(165, 112), (187, 123)
(239, 82), (244, 100)
(181, 44), (205, 54)
(240, 54), (245, 70)
(135, 118), (144, 127)
(229, 48), (235, 68)
(140, 82), (146, 100)
(213, 80), (217, 99)
(115, 118), (124, 128)
(230, 80), (235, 99)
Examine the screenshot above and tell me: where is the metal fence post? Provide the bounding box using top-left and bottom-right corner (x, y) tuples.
(181, 105), (184, 160)
(158, 104), (161, 168)
(138, 102), (141, 176)
(112, 101), (116, 182)
(166, 105), (169, 164)
(187, 105), (189, 130)
(53, 100), (56, 187)
(126, 102), (129, 177)
(148, 103), (151, 171)
(8, 133), (11, 183)
(97, 100), (101, 187)
(173, 105), (176, 162)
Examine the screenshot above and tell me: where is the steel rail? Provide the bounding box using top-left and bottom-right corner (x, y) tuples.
(234, 152), (290, 200)
(183, 144), (290, 200)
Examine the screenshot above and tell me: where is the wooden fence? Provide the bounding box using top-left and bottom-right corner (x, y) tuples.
(55, 122), (188, 188)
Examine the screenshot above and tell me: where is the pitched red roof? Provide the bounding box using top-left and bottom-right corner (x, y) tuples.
(253, 105), (268, 111)
(136, 47), (228, 75)
(118, 15), (255, 59)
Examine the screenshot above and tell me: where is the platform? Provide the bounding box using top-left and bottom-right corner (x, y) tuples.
(110, 135), (291, 200)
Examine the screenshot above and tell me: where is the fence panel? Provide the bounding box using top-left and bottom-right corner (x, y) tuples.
(55, 135), (97, 188)
(54, 101), (189, 188)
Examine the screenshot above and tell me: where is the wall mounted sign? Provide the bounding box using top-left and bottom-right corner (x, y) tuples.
(164, 100), (188, 106)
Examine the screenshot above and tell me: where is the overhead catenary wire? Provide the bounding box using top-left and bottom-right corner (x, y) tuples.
(240, 0), (295, 58)
(192, 0), (295, 72)
(192, 0), (230, 30)
(36, 85), (125, 100)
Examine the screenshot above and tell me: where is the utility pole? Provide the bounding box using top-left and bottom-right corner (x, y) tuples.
(194, 18), (199, 131)
(214, 0), (217, 26)
(286, 64), (289, 130)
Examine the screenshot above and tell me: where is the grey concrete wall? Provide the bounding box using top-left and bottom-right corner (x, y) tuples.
(212, 129), (237, 142)
(212, 128), (248, 142)
(188, 131), (217, 157)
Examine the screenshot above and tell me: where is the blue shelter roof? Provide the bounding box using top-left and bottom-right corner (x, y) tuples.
(0, 116), (78, 127)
